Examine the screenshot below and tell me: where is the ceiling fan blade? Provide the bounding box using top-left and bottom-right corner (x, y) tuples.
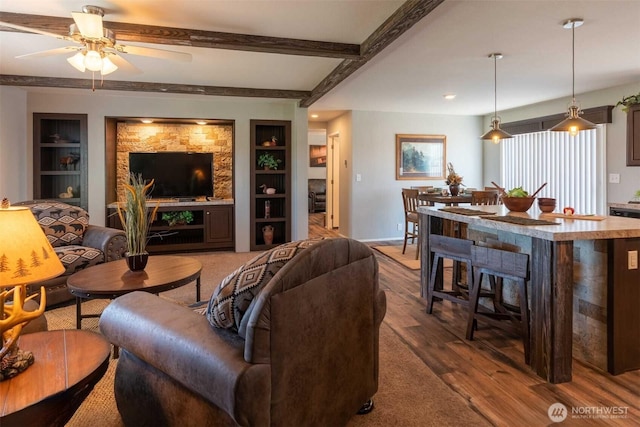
(16, 46), (80, 59)
(117, 44), (192, 62)
(108, 53), (143, 74)
(72, 11), (104, 39)
(0, 21), (72, 41)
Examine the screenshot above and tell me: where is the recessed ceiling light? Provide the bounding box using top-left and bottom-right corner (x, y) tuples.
(141, 119), (153, 124)
(443, 94), (456, 100)
(196, 120), (207, 125)
(311, 114), (319, 118)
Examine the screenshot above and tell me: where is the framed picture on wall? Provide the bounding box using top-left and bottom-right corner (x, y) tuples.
(395, 134), (446, 180)
(309, 145), (327, 167)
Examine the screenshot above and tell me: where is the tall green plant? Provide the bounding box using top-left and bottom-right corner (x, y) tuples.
(116, 173), (159, 255)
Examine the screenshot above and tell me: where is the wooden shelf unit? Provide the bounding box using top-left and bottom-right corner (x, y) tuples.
(250, 120), (291, 251)
(33, 113), (88, 210)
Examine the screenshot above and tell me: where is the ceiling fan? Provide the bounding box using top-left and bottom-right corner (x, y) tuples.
(1, 5), (191, 85)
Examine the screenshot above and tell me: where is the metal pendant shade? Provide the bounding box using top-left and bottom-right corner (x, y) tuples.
(481, 53), (512, 143)
(550, 19), (596, 136)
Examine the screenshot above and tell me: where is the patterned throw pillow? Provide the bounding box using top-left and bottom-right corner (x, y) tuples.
(206, 239), (321, 332)
(27, 202), (88, 247)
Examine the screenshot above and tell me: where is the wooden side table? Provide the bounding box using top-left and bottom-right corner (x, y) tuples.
(0, 329), (110, 427)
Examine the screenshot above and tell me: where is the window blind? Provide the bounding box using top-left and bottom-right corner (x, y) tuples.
(501, 126), (606, 215)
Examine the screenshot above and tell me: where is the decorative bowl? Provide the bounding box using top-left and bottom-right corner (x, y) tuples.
(501, 196), (536, 212)
(538, 197), (556, 213)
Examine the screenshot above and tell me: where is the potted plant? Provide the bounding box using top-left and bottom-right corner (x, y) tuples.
(615, 92), (640, 113)
(116, 173), (159, 271)
(162, 210), (194, 226)
(258, 153), (282, 170)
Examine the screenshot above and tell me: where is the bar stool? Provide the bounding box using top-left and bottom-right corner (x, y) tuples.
(426, 234), (474, 313)
(465, 245), (531, 363)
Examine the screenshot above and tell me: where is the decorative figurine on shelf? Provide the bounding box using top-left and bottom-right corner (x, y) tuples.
(59, 152), (80, 170)
(59, 186), (74, 198)
(259, 184), (276, 194)
(261, 136), (278, 147)
(264, 200), (271, 219)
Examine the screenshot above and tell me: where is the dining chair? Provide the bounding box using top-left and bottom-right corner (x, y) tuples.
(411, 185), (433, 194)
(471, 190), (499, 206)
(402, 188), (424, 259)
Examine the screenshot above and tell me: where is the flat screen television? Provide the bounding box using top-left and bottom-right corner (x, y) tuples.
(129, 152), (214, 199)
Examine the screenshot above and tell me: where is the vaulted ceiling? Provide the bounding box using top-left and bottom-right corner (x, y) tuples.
(1, 1), (639, 122)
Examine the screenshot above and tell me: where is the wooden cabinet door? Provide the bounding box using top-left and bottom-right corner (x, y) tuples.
(205, 205), (234, 247)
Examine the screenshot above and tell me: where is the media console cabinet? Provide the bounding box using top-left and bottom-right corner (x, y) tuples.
(107, 200), (234, 253)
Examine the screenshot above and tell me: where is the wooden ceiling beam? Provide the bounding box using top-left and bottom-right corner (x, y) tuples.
(0, 11), (360, 59)
(299, 0), (445, 108)
(0, 75), (311, 99)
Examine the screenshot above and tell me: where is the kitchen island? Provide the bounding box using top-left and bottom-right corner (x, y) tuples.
(418, 205), (640, 384)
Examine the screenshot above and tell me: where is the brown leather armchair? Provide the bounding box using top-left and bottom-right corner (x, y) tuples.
(308, 179), (326, 213)
(14, 200), (126, 307)
(100, 237), (386, 426)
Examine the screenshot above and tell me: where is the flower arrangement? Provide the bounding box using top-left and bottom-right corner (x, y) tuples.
(445, 162), (463, 185)
(116, 173), (159, 255)
(615, 92), (640, 113)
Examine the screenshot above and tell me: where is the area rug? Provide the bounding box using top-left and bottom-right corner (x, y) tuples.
(372, 245), (420, 270)
(42, 250), (487, 427)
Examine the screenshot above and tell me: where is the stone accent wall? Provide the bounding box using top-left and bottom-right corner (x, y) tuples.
(115, 122), (233, 201)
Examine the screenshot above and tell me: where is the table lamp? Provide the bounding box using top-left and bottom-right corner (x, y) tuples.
(0, 199), (65, 380)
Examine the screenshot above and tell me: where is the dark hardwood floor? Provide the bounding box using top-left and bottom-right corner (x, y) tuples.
(308, 213), (640, 426)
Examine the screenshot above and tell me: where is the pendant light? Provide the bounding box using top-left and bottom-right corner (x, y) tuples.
(550, 18), (596, 136)
(481, 53), (512, 144)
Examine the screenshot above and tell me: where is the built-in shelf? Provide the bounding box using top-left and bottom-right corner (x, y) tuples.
(250, 120), (291, 250)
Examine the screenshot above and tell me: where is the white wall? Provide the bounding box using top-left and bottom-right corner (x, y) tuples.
(0, 87), (307, 252)
(483, 81), (640, 204)
(0, 87), (28, 202)
(308, 129), (327, 180)
(329, 110), (483, 241)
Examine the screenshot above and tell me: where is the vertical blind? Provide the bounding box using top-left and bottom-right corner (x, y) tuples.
(501, 126), (607, 215)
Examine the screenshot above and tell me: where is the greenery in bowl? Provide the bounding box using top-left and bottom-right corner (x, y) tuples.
(258, 153), (282, 170)
(116, 173), (159, 255)
(615, 92), (640, 113)
(162, 210), (194, 226)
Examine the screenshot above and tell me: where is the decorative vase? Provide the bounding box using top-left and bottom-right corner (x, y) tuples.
(262, 225), (274, 245)
(449, 184), (460, 196)
(126, 252), (149, 271)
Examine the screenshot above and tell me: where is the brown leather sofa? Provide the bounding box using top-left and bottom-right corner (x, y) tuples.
(100, 237), (386, 426)
(15, 200), (127, 307)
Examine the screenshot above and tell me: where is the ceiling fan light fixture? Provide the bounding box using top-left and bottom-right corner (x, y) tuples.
(550, 18), (596, 136)
(84, 49), (102, 71)
(481, 53), (512, 143)
(101, 56), (118, 75)
(67, 51), (86, 72)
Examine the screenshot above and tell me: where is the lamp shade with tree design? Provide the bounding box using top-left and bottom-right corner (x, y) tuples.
(0, 201), (65, 380)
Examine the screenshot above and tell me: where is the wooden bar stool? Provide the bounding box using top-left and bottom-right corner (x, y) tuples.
(426, 234), (474, 313)
(465, 245), (531, 363)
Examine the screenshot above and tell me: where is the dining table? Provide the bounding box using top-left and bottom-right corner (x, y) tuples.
(418, 193), (473, 206)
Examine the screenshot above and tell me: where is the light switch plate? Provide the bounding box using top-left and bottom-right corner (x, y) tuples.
(609, 173), (620, 184)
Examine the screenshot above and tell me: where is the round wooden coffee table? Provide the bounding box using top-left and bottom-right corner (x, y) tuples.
(0, 330), (110, 427)
(67, 255), (202, 329)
